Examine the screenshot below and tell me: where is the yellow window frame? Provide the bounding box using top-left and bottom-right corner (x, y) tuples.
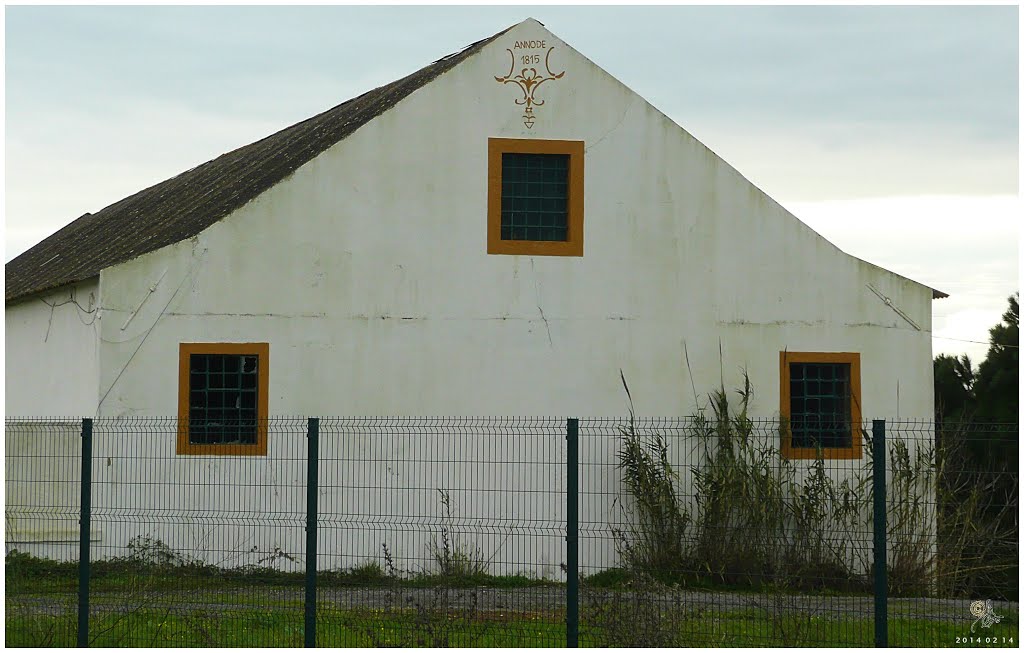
(779, 351), (862, 460)
(487, 138), (585, 256)
(177, 342), (269, 456)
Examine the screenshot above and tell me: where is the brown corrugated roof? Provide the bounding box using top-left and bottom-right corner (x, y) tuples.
(5, 26), (512, 304)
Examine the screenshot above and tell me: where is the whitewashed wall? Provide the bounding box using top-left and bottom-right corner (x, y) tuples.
(6, 279), (100, 416)
(5, 421), (87, 560)
(9, 20), (935, 574)
(94, 20), (934, 423)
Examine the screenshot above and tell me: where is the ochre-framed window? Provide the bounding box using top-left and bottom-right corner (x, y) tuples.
(487, 138), (584, 256)
(177, 343), (269, 455)
(779, 351), (862, 460)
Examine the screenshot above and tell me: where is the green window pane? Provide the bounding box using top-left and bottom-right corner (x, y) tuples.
(789, 362), (852, 449)
(500, 153), (569, 241)
(188, 353), (260, 445)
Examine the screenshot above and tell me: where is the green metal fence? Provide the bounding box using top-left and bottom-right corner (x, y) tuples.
(4, 416), (1018, 647)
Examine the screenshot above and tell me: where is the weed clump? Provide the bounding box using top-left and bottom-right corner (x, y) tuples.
(613, 372), (876, 594)
(616, 372), (690, 580)
(427, 489), (490, 581)
(610, 370), (1016, 603)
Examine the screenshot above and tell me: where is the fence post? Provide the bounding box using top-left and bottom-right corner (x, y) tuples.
(78, 418), (93, 648)
(872, 419), (888, 647)
(305, 418), (319, 648)
(566, 418), (579, 648)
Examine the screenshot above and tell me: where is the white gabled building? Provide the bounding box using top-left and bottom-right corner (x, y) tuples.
(6, 19), (942, 573)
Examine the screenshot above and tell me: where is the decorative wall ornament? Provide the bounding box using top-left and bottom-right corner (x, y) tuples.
(494, 46), (565, 129)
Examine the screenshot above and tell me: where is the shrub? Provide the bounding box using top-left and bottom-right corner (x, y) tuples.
(615, 372), (868, 592)
(614, 370), (1017, 600)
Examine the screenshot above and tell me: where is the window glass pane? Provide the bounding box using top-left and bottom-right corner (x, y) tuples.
(500, 153), (569, 242)
(188, 353), (260, 445)
(789, 362), (852, 449)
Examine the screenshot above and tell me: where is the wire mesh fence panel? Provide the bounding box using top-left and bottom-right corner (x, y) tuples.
(577, 416), (877, 647)
(83, 417), (308, 647)
(5, 419), (84, 647)
(886, 420), (1019, 647)
(6, 414), (1019, 648)
(314, 417), (568, 648)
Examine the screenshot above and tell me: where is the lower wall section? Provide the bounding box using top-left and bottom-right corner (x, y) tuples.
(5, 421), (85, 561)
(8, 416), (932, 587)
(7, 418), (578, 578)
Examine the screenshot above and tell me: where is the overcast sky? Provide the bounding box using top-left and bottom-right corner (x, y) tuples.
(5, 5), (1019, 364)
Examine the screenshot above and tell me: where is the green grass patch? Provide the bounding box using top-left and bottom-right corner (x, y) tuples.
(7, 603), (1017, 648)
(580, 603), (1019, 647)
(6, 609), (307, 648)
(581, 567), (632, 588)
(6, 549), (558, 596)
(9, 550), (1018, 647)
(4, 607), (566, 648)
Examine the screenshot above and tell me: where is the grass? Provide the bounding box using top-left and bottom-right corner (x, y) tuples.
(582, 607), (1019, 648)
(5, 549), (554, 596)
(6, 610), (306, 648)
(6, 602), (1017, 648)
(4, 605), (568, 648)
(10, 551), (1018, 648)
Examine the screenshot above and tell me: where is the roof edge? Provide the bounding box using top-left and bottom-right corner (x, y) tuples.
(5, 21), (519, 304)
(5, 276), (100, 308)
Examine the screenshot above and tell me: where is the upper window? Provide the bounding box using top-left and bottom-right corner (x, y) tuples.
(487, 138), (584, 256)
(779, 351), (862, 459)
(177, 343), (269, 455)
